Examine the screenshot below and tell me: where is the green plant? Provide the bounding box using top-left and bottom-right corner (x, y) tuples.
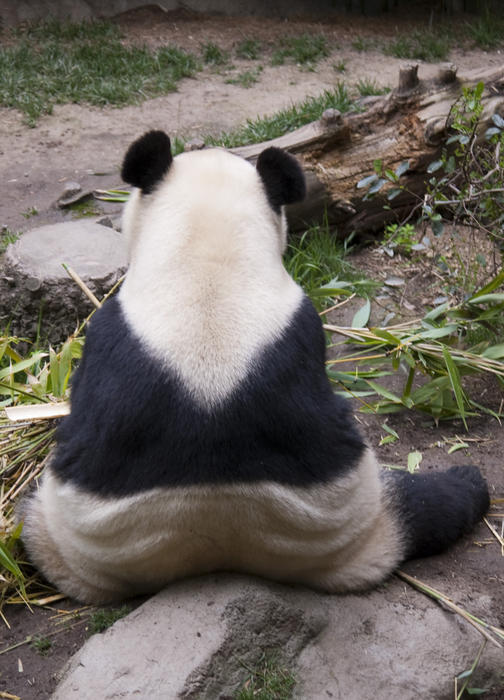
(0, 228), (19, 254)
(326, 267), (504, 424)
(225, 68), (262, 88)
(202, 42), (228, 65)
(385, 30), (449, 62)
(271, 33), (329, 68)
(351, 36), (376, 52)
(333, 59), (346, 72)
(68, 199), (100, 218)
(284, 224), (378, 310)
(356, 79), (390, 97)
(235, 652), (295, 700)
(31, 636), (52, 655)
(236, 38), (262, 60)
(21, 206), (38, 219)
(206, 83), (356, 148)
(88, 605), (131, 634)
(466, 9), (504, 49)
(382, 223), (418, 254)
(0, 19), (200, 125)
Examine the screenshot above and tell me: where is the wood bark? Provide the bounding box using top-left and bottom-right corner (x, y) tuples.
(231, 64), (504, 237)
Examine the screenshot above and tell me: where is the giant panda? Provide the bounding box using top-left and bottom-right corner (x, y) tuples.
(19, 131), (490, 604)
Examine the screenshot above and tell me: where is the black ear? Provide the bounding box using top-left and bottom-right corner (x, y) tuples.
(256, 147), (306, 214)
(121, 130), (173, 194)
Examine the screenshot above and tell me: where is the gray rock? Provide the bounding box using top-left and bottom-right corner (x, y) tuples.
(0, 221), (127, 345)
(50, 574), (503, 700)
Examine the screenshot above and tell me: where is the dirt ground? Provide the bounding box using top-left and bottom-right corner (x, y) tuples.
(0, 7), (503, 700)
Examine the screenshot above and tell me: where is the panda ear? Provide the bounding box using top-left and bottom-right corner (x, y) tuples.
(256, 147), (306, 214)
(121, 130), (173, 195)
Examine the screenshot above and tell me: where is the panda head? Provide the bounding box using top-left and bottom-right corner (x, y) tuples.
(120, 130), (306, 263)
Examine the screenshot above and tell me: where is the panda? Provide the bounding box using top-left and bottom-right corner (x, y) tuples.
(19, 130), (490, 604)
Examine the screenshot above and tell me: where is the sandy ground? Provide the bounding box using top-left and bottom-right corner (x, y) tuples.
(0, 7), (503, 700)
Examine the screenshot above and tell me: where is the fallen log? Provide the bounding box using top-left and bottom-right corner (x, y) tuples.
(231, 63), (504, 237)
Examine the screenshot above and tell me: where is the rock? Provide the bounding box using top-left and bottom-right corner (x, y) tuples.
(0, 221), (127, 346)
(56, 181), (88, 208)
(384, 276), (406, 288)
(51, 574), (503, 700)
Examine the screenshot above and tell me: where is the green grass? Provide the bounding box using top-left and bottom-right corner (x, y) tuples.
(356, 79), (390, 97)
(284, 225), (378, 310)
(271, 33), (329, 68)
(0, 228), (19, 254)
(68, 199), (101, 218)
(31, 636), (52, 655)
(225, 68), (262, 88)
(466, 10), (504, 49)
(351, 36), (376, 52)
(236, 38), (262, 60)
(0, 19), (200, 126)
(235, 653), (295, 700)
(206, 83), (356, 148)
(384, 30), (449, 62)
(202, 42), (229, 65)
(333, 59), (346, 73)
(88, 606), (131, 634)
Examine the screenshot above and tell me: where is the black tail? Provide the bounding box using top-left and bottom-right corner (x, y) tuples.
(385, 465), (490, 560)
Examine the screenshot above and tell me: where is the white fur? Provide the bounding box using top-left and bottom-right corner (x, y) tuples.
(120, 148), (303, 407)
(23, 450), (404, 603)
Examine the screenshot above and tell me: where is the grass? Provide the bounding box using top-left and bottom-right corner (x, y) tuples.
(225, 68), (263, 89)
(31, 636), (52, 655)
(466, 10), (504, 49)
(0, 229), (19, 254)
(68, 199), (101, 218)
(202, 42), (229, 66)
(333, 59), (346, 73)
(384, 30), (449, 62)
(356, 79), (390, 97)
(206, 83), (356, 148)
(284, 225), (378, 310)
(236, 38), (262, 60)
(271, 33), (329, 68)
(235, 652), (296, 700)
(88, 606), (131, 634)
(0, 19), (200, 126)
(351, 36), (376, 52)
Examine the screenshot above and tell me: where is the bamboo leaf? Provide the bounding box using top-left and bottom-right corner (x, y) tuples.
(442, 346), (468, 430)
(352, 299), (371, 328)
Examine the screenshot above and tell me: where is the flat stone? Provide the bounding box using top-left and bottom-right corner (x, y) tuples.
(50, 574), (503, 700)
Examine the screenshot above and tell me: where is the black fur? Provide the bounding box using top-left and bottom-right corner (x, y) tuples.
(387, 465), (490, 559)
(52, 295), (365, 496)
(121, 130), (173, 194)
(256, 147), (306, 214)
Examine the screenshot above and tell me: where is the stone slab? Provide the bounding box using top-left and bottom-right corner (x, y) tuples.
(51, 574), (503, 700)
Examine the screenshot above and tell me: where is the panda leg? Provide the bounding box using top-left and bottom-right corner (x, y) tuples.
(384, 465), (490, 561)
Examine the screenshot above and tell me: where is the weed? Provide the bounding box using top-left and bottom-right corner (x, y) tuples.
(88, 605), (131, 634)
(356, 79), (390, 97)
(21, 206), (38, 219)
(31, 636), (52, 655)
(382, 223), (418, 254)
(466, 9), (504, 49)
(271, 33), (329, 68)
(284, 223), (377, 310)
(225, 68), (262, 88)
(384, 30), (449, 62)
(351, 36), (376, 52)
(333, 59), (346, 72)
(236, 38), (262, 60)
(68, 199), (100, 218)
(0, 228), (19, 254)
(207, 83), (356, 148)
(235, 652), (295, 700)
(0, 19), (200, 125)
(202, 42), (228, 65)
